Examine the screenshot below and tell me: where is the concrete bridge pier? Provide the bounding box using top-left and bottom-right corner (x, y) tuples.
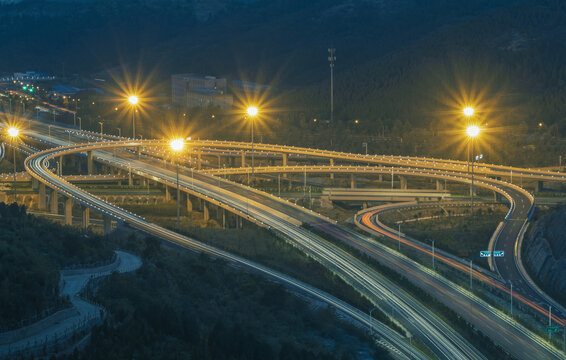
(64, 198), (73, 225)
(82, 206), (90, 230)
(329, 158), (335, 180)
(50, 189), (58, 214)
(39, 183), (46, 210)
(87, 151), (93, 175)
(536, 180), (543, 192)
(436, 179), (445, 191)
(202, 201), (209, 221)
(222, 208), (226, 229)
(165, 186), (171, 201)
(57, 156), (63, 177)
(241, 150), (246, 168)
(282, 153), (288, 179)
(470, 184), (477, 196)
(493, 191), (502, 202)
(400, 176), (408, 190)
(350, 174), (356, 189)
(103, 216), (112, 235)
(186, 193), (193, 212)
(197, 148), (202, 170)
(31, 177), (39, 190)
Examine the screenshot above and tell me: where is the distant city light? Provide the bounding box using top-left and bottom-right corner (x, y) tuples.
(463, 106), (475, 117)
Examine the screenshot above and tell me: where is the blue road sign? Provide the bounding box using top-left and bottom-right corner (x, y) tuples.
(493, 251), (505, 257)
(480, 251), (491, 257)
(546, 326), (560, 333)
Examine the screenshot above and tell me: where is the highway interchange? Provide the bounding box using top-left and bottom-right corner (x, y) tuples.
(8, 120), (566, 359)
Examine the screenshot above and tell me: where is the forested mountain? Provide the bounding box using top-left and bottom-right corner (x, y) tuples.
(3, 0), (566, 165)
(0, 0), (520, 80)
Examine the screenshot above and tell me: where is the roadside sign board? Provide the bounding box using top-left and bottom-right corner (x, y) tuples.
(546, 326), (560, 333)
(493, 251), (504, 257)
(480, 251), (491, 257)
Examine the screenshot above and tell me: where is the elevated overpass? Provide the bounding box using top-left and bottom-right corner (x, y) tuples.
(11, 123), (566, 359)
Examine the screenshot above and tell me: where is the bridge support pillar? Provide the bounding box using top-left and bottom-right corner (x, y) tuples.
(103, 216), (112, 235)
(350, 174), (356, 189)
(31, 177), (38, 190)
(241, 150), (246, 168)
(64, 198), (72, 226)
(82, 206), (90, 230)
(400, 176), (408, 190)
(436, 179), (445, 191)
(469, 184), (477, 196)
(197, 148), (202, 170)
(329, 159), (334, 180)
(87, 151), (93, 175)
(222, 208), (226, 229)
(378, 165), (383, 182)
(165, 186), (171, 201)
(238, 216), (243, 229)
(203, 201), (209, 221)
(493, 191), (502, 202)
(39, 183), (46, 210)
(50, 189), (58, 214)
(536, 180), (543, 192)
(186, 193), (193, 212)
(57, 156), (63, 176)
(282, 153), (287, 178)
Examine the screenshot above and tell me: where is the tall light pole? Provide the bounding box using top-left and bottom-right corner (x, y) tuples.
(128, 95), (139, 139)
(328, 48), (336, 124)
(170, 138), (185, 230)
(7, 127), (20, 203)
(246, 106), (258, 185)
(98, 121), (104, 140)
(466, 124), (480, 219)
(463, 106), (475, 173)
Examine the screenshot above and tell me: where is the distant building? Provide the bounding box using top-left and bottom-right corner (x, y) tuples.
(0, 71), (54, 82)
(172, 74), (233, 110)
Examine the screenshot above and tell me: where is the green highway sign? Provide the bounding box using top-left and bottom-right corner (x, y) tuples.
(546, 326), (560, 333)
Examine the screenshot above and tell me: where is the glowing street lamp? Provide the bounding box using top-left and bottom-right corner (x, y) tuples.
(463, 106), (475, 117)
(170, 138), (185, 229)
(246, 106), (258, 185)
(128, 95), (139, 139)
(466, 125), (480, 138)
(7, 127), (20, 203)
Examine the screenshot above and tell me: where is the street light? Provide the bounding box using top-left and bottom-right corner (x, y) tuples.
(466, 124), (480, 219)
(128, 95), (139, 139)
(7, 127), (20, 203)
(246, 106), (258, 185)
(98, 121), (104, 140)
(464, 106), (479, 219)
(170, 138), (185, 230)
(463, 106), (475, 117)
